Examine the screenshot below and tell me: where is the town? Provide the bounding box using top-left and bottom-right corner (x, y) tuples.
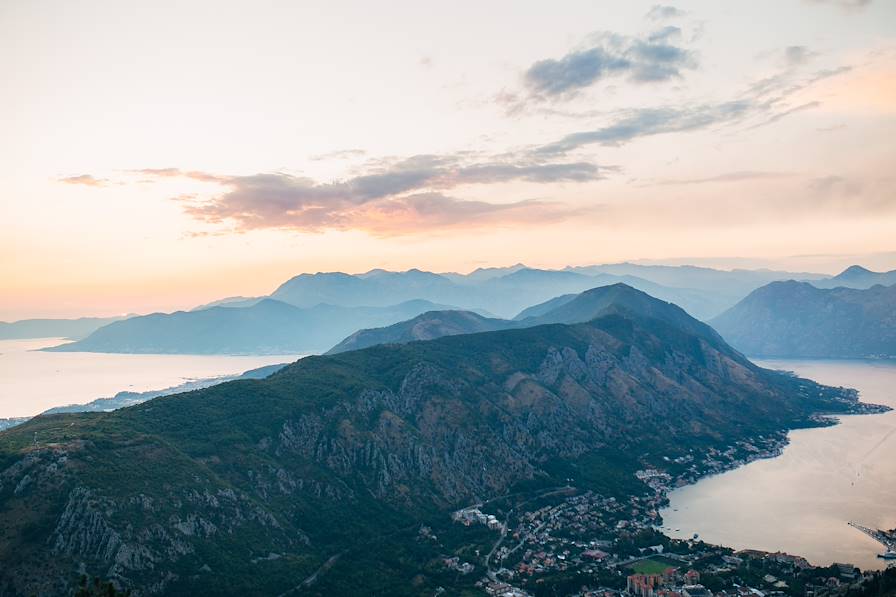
(428, 434), (896, 597)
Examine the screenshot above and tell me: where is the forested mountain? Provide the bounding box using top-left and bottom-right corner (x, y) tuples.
(0, 290), (868, 595)
(711, 281), (896, 358)
(327, 310), (515, 354)
(328, 284), (720, 355)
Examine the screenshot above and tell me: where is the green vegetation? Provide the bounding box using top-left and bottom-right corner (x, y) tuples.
(712, 281), (896, 358)
(0, 292), (866, 595)
(629, 556), (681, 575)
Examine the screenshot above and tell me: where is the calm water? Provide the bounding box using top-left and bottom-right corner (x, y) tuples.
(661, 359), (896, 570)
(0, 338), (302, 418)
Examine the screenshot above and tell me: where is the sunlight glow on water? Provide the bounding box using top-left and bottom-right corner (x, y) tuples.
(661, 359), (896, 570)
(0, 338), (302, 418)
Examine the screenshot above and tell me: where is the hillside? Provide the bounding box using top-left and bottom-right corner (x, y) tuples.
(328, 284), (731, 355)
(0, 299), (870, 595)
(513, 292), (577, 320)
(521, 284), (725, 344)
(711, 281), (896, 358)
(327, 310), (516, 354)
(43, 299), (450, 355)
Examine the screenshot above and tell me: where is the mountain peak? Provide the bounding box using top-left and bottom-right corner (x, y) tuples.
(711, 280), (896, 358)
(834, 265), (874, 279)
(517, 283), (727, 350)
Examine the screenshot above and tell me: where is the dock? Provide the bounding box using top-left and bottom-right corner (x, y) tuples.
(848, 522), (896, 559)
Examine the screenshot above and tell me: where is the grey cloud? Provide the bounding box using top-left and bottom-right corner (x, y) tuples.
(524, 48), (631, 97)
(747, 101), (820, 130)
(523, 30), (697, 99)
(141, 154), (600, 234)
(645, 5), (687, 21)
(532, 65), (849, 154)
(534, 101), (751, 155)
(784, 46), (816, 66)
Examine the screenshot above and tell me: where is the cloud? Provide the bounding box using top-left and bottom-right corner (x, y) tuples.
(309, 149), (367, 161)
(349, 193), (578, 234)
(534, 101), (752, 155)
(808, 175), (863, 198)
(58, 174), (108, 187)
(130, 168), (223, 183)
(784, 46), (817, 67)
(532, 65), (850, 154)
(136, 155), (601, 234)
(645, 5), (687, 21)
(650, 171), (795, 186)
(806, 175), (896, 213)
(522, 30), (697, 100)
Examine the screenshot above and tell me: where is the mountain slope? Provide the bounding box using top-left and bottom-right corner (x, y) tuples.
(0, 316), (129, 340)
(711, 281), (896, 358)
(327, 284), (729, 355)
(523, 283), (726, 346)
(327, 310), (516, 354)
(0, 306), (867, 595)
(44, 299), (452, 355)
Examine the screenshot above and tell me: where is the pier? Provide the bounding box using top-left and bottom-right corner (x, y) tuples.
(848, 522), (896, 559)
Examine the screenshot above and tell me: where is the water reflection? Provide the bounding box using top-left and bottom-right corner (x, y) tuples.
(661, 359), (896, 571)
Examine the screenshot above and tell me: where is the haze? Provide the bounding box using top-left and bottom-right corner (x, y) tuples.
(3, 0), (895, 319)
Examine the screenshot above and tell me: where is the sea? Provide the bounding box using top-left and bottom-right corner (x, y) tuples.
(0, 337), (302, 419)
(661, 358), (896, 570)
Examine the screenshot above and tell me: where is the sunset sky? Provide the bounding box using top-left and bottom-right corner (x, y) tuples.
(3, 0), (895, 319)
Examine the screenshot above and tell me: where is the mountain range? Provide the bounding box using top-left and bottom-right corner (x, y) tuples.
(0, 316), (128, 341)
(269, 267), (728, 320)
(711, 281), (896, 358)
(327, 284), (720, 355)
(0, 285), (872, 595)
(44, 299), (454, 355)
(808, 265), (896, 289)
(12, 263), (892, 357)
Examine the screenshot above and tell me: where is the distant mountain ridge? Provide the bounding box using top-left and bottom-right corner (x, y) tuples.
(711, 280), (896, 358)
(271, 266), (743, 320)
(44, 298), (453, 355)
(0, 316), (129, 341)
(23, 262), (891, 355)
(810, 265), (896, 289)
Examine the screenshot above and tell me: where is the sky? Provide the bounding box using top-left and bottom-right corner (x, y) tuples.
(2, 0), (895, 319)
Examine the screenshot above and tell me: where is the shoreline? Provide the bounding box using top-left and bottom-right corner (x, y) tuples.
(655, 382), (894, 572)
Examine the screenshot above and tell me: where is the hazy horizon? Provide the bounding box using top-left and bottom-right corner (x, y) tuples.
(3, 0), (895, 320)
